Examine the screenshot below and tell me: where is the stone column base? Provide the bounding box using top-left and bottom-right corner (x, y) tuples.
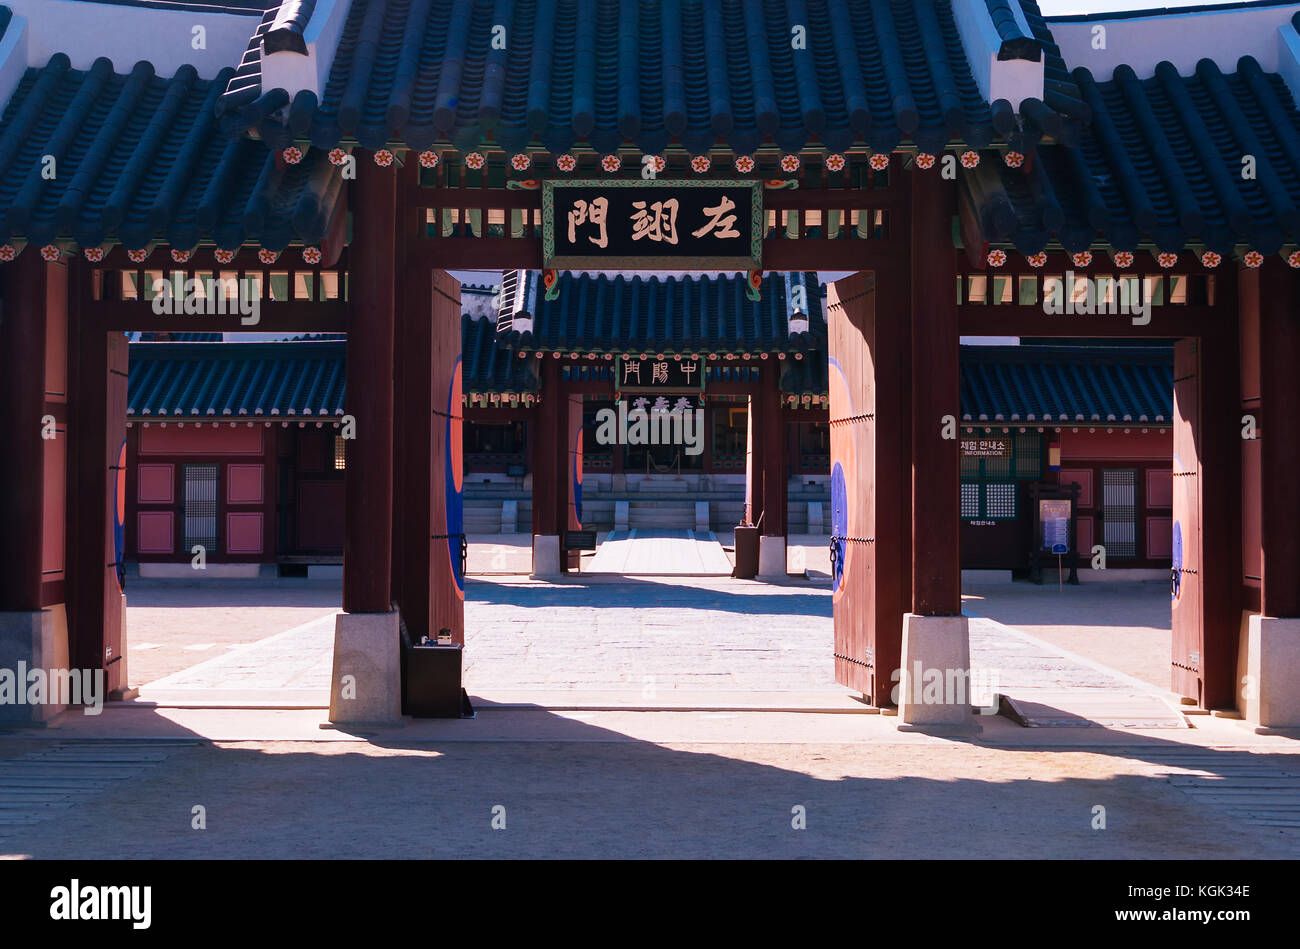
(757, 535), (786, 579)
(532, 534), (561, 579)
(328, 610), (402, 724)
(896, 613), (981, 733)
(0, 608), (66, 724)
(1245, 615), (1300, 728)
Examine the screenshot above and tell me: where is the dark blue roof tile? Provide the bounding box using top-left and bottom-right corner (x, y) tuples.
(500, 270), (825, 357)
(238, 0), (1029, 154)
(966, 57), (1300, 255)
(0, 55), (343, 249)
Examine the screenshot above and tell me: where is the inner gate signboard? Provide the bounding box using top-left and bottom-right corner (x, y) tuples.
(542, 180), (763, 269)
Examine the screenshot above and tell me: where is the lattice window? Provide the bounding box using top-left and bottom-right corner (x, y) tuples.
(984, 483), (1018, 519)
(961, 483), (981, 519)
(1014, 433), (1042, 478)
(182, 464), (219, 553)
(1102, 469), (1138, 557)
(334, 436), (347, 471)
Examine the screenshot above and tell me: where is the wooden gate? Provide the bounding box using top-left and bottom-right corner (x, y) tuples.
(430, 270), (465, 643)
(1171, 338), (1203, 702)
(828, 272), (877, 697)
(566, 393), (583, 569)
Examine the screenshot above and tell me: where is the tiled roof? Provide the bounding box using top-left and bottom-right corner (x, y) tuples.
(128, 339), (347, 418)
(463, 314), (538, 397)
(984, 0), (1038, 59)
(137, 332), (225, 342)
(967, 56), (1300, 254)
(960, 345), (1173, 424)
(1016, 0), (1088, 122)
(0, 55), (342, 250)
(129, 317), (540, 417)
(238, 0), (1027, 155)
(218, 1), (319, 121)
(500, 271), (826, 357)
(66, 0), (268, 10)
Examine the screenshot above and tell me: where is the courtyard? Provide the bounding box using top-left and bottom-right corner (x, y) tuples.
(2, 551), (1296, 860)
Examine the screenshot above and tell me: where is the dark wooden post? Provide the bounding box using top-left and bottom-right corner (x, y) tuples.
(1255, 262), (1300, 617)
(746, 383), (763, 525)
(1199, 314), (1242, 711)
(0, 252), (52, 612)
(393, 259), (432, 640)
(909, 176), (962, 615)
(531, 357), (567, 573)
(343, 152), (397, 614)
(66, 260), (129, 693)
(760, 362), (787, 538)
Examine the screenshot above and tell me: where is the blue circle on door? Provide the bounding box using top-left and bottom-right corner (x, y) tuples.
(1171, 520), (1183, 600)
(830, 462), (847, 593)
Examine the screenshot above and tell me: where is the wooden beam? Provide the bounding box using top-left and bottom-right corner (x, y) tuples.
(92, 301), (348, 333)
(762, 240), (905, 272)
(959, 304), (1222, 338)
(408, 237), (543, 270)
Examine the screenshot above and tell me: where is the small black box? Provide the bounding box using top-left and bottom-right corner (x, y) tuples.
(404, 642), (464, 718)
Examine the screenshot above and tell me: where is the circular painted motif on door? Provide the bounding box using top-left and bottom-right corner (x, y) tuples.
(445, 358), (465, 599)
(1171, 520), (1183, 600)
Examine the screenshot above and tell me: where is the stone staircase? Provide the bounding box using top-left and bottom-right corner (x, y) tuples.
(463, 477), (828, 535)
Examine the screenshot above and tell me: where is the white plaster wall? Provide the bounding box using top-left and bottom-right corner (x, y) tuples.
(260, 0), (350, 99)
(1048, 4), (1300, 80)
(951, 0), (1045, 107)
(5, 0), (257, 77)
(0, 12), (29, 118)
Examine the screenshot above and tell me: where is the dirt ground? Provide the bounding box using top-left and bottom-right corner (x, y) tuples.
(125, 583), (339, 687)
(2, 736), (1296, 860)
(964, 581), (1172, 691)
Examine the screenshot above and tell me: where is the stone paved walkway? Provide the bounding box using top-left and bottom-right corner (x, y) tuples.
(127, 576), (1184, 729)
(584, 529), (733, 575)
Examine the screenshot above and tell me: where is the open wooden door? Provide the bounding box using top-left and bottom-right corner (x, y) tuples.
(566, 392), (583, 569)
(1171, 338), (1203, 703)
(430, 270), (465, 643)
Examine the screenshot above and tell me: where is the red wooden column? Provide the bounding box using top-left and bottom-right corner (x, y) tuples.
(1237, 261), (1300, 725)
(1255, 262), (1300, 616)
(745, 384), (763, 526)
(758, 360), (787, 575)
(0, 251), (52, 613)
(898, 173), (970, 728)
(1195, 266), (1241, 712)
(909, 176), (962, 615)
(530, 357), (567, 575)
(66, 261), (130, 694)
(342, 152), (397, 614)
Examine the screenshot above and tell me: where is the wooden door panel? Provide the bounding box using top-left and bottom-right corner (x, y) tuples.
(829, 273), (876, 696)
(1171, 338), (1202, 701)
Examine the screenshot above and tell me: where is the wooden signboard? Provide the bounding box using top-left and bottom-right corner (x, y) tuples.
(543, 180), (763, 270)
